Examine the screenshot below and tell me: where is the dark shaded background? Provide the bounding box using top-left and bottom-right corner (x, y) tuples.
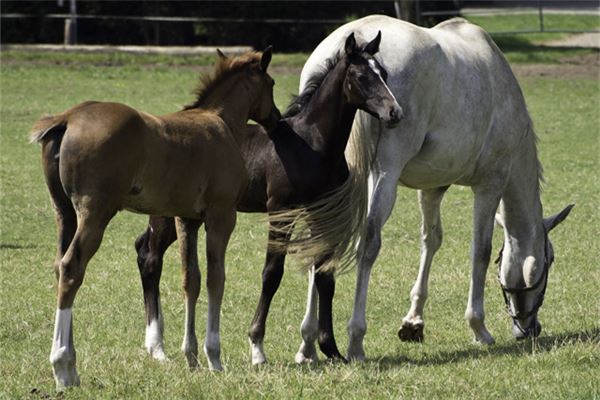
(1, 1), (596, 51)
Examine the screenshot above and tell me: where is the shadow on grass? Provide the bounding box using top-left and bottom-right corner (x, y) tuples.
(0, 243), (37, 249)
(374, 327), (600, 369)
(492, 35), (599, 63)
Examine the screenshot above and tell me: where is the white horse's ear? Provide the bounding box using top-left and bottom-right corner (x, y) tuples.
(364, 31), (382, 55)
(216, 49), (227, 59)
(345, 32), (357, 56)
(495, 213), (505, 229)
(543, 204), (574, 232)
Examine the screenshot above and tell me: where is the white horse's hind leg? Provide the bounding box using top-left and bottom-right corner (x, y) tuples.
(295, 266), (319, 363)
(347, 169), (401, 361)
(465, 187), (502, 345)
(399, 187), (448, 342)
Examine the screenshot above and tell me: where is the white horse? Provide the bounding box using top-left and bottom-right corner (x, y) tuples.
(296, 15), (573, 361)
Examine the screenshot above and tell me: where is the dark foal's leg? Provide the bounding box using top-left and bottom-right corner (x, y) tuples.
(134, 216), (177, 360)
(248, 221), (290, 365)
(315, 268), (345, 361)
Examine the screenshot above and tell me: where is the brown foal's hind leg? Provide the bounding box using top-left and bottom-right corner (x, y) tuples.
(41, 135), (77, 279)
(135, 216), (177, 361)
(204, 207), (236, 371)
(175, 217), (202, 368)
(50, 207), (114, 390)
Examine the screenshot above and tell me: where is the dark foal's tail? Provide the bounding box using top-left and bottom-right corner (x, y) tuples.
(31, 113), (78, 270)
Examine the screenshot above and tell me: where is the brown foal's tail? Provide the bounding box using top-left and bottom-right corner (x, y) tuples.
(30, 114), (68, 144)
(30, 112), (77, 250)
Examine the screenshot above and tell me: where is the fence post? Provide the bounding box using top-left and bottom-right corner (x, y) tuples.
(538, 0), (545, 33)
(63, 0), (77, 45)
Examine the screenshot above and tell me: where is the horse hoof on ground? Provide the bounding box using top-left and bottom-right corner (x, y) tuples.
(473, 332), (495, 345)
(346, 343), (366, 362)
(295, 351), (319, 364)
(324, 354), (348, 364)
(148, 347), (168, 362)
(398, 321), (424, 342)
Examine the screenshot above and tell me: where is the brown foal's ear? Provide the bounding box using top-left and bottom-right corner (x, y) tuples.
(216, 49), (227, 59)
(364, 31), (382, 55)
(260, 46), (273, 72)
(344, 32), (357, 56)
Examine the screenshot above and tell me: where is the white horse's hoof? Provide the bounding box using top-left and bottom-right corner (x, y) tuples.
(208, 360), (223, 371)
(346, 344), (366, 362)
(398, 320), (425, 343)
(473, 330), (495, 345)
(52, 362), (80, 391)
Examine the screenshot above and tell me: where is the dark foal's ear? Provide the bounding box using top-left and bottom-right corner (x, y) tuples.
(543, 204), (574, 232)
(260, 46), (273, 72)
(344, 32), (357, 56)
(364, 31), (382, 55)
(216, 49), (227, 59)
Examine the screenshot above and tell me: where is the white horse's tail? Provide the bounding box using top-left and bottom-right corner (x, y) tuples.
(267, 111), (375, 274)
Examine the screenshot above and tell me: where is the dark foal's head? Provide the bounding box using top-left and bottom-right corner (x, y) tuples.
(342, 32), (402, 127)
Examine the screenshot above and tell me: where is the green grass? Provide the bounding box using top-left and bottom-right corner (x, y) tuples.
(1, 50), (599, 399)
(466, 13), (599, 38)
(464, 13), (600, 63)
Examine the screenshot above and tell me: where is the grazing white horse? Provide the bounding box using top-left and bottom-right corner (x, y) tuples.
(296, 15), (573, 361)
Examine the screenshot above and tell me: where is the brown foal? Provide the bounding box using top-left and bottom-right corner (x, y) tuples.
(31, 48), (280, 390)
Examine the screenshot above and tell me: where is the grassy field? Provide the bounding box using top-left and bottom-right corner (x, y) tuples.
(1, 33), (599, 399)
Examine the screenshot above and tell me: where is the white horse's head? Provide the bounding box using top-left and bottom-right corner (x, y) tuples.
(496, 204), (573, 339)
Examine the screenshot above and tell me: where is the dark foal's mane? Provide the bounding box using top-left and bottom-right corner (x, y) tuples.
(184, 51), (263, 110)
(283, 52), (343, 118)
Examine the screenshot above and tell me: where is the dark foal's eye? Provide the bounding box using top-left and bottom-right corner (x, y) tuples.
(358, 74), (370, 85)
(379, 68), (388, 82)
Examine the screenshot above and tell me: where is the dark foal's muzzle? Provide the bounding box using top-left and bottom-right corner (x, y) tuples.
(259, 107), (281, 133)
(386, 105), (403, 128)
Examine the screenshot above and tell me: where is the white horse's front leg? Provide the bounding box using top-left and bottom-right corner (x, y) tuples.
(465, 187), (502, 345)
(399, 187), (448, 342)
(347, 169), (400, 361)
(295, 266), (319, 363)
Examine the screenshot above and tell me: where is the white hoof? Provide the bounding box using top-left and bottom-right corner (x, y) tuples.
(250, 339), (267, 365)
(295, 341), (318, 364)
(51, 354), (80, 391)
(146, 344), (168, 362)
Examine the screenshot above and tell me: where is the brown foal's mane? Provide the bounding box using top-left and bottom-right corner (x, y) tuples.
(184, 51), (263, 110)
